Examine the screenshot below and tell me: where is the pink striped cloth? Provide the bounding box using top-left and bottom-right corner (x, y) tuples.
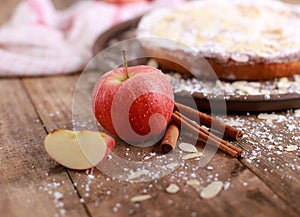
(0, 0), (184, 76)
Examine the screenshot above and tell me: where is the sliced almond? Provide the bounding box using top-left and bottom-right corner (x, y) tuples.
(237, 86), (260, 95)
(248, 82), (261, 88)
(166, 184), (180, 194)
(147, 59), (159, 68)
(286, 145), (298, 152)
(178, 143), (198, 153)
(231, 53), (249, 63)
(130, 194), (152, 203)
(277, 77), (291, 90)
(182, 152), (203, 160)
(186, 179), (201, 189)
(258, 113), (279, 121)
(165, 162), (179, 170)
(294, 74), (300, 82)
(226, 119), (243, 127)
(231, 81), (248, 89)
(200, 181), (223, 199)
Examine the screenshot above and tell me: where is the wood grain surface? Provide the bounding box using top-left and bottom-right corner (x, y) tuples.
(1, 1), (299, 217)
(0, 79), (89, 217)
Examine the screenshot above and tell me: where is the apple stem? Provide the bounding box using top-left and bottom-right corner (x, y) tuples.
(122, 50), (129, 79)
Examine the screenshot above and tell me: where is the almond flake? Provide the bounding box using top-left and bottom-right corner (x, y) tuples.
(186, 179), (201, 189)
(258, 113), (279, 121)
(147, 59), (159, 68)
(286, 145), (298, 152)
(165, 162), (179, 170)
(166, 184), (180, 194)
(182, 152), (203, 160)
(200, 181), (223, 199)
(226, 119), (242, 127)
(231, 53), (249, 63)
(294, 74), (300, 82)
(179, 143), (198, 153)
(277, 77), (291, 90)
(130, 194), (152, 203)
(237, 86), (260, 95)
(231, 81), (248, 89)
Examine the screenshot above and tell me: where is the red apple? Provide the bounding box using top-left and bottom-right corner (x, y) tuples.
(92, 65), (174, 143)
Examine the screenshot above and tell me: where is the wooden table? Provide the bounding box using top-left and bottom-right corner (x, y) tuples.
(1, 1), (299, 217)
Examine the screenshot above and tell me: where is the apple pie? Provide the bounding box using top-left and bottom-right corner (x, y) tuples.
(137, 0), (300, 80)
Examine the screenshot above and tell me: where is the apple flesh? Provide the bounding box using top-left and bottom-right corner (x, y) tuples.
(92, 65), (174, 143)
(44, 130), (115, 170)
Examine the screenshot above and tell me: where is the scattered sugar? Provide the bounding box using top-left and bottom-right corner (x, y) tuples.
(112, 203), (122, 212)
(54, 191), (63, 200)
(168, 73), (300, 99)
(41, 99), (299, 215)
(59, 209), (66, 216)
(206, 166), (214, 171)
(127, 169), (150, 180)
(223, 181), (231, 190)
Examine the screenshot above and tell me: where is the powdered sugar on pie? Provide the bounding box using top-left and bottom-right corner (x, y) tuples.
(137, 0), (300, 64)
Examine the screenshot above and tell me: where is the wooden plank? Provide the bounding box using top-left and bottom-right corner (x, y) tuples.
(23, 74), (299, 217)
(0, 79), (88, 217)
(77, 153), (297, 217)
(22, 75), (79, 132)
(234, 113), (300, 213)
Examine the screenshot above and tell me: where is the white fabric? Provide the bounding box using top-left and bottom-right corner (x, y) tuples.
(0, 0), (184, 76)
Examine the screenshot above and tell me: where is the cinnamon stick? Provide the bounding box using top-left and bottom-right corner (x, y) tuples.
(172, 112), (241, 158)
(160, 122), (180, 153)
(175, 102), (243, 141)
(175, 111), (243, 155)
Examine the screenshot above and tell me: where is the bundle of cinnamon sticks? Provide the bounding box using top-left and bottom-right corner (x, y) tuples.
(160, 102), (244, 158)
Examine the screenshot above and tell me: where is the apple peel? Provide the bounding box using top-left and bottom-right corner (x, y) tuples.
(44, 129), (115, 170)
(92, 65), (174, 143)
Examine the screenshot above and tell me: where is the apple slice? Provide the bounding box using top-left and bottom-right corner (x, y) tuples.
(44, 130), (115, 170)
